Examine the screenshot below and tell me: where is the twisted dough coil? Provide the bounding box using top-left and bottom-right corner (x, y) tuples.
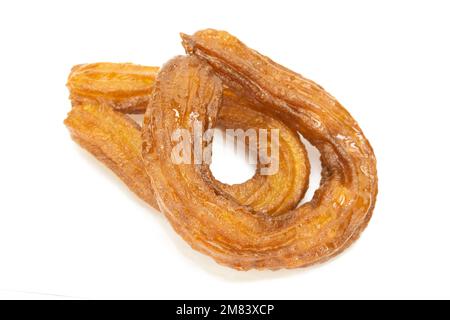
(66, 68), (309, 217)
(65, 29), (377, 270)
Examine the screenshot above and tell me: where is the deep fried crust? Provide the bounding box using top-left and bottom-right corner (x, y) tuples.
(141, 31), (378, 270)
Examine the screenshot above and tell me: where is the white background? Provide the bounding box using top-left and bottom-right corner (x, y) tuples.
(0, 0), (449, 299)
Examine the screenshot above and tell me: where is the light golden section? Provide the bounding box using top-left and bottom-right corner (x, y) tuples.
(67, 63), (159, 113)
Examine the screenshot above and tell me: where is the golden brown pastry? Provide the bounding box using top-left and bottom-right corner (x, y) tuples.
(65, 29), (377, 270)
(65, 64), (309, 215)
(139, 30), (377, 270)
(65, 103), (158, 208)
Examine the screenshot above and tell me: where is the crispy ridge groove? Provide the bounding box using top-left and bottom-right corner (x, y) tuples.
(67, 63), (159, 113)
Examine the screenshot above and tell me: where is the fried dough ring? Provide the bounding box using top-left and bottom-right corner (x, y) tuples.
(140, 30), (377, 270)
(65, 63), (309, 215)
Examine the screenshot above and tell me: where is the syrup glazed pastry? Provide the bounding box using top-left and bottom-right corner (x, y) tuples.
(65, 64), (309, 215)
(65, 29), (377, 270)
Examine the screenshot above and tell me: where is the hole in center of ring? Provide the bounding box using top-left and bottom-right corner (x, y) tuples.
(210, 128), (256, 185)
